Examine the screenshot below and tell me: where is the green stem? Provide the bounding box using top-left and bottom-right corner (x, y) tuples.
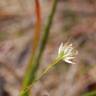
(19, 57), (61, 96)
(39, 0), (58, 54)
(19, 0), (58, 96)
(36, 57), (61, 81)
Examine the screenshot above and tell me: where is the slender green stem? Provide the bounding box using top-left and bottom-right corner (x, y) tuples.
(39, 0), (58, 54)
(19, 0), (58, 96)
(36, 57), (61, 81)
(19, 57), (61, 96)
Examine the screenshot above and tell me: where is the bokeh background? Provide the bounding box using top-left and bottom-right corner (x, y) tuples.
(0, 0), (96, 96)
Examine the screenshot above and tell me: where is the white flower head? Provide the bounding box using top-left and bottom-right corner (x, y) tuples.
(58, 42), (78, 64)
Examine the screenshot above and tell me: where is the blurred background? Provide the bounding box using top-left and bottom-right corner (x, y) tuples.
(0, 0), (96, 96)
